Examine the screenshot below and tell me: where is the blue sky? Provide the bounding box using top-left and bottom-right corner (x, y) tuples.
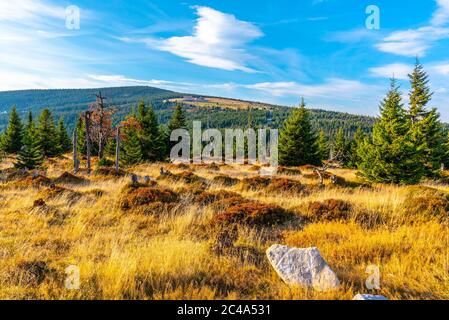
(1, 0), (449, 120)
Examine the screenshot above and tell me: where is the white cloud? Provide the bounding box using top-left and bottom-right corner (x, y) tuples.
(135, 6), (263, 72)
(369, 63), (413, 80)
(376, 26), (449, 57)
(376, 0), (449, 57)
(244, 78), (381, 102)
(431, 62), (449, 75)
(432, 0), (449, 25)
(0, 0), (65, 22)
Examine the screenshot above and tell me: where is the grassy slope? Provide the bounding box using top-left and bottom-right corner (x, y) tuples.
(0, 157), (447, 300)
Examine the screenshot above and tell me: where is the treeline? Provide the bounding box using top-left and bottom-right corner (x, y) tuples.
(0, 108), (71, 169)
(279, 60), (449, 183)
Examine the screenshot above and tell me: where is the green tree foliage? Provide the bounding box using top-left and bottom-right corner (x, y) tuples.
(333, 128), (350, 165)
(15, 128), (43, 170)
(121, 126), (143, 165)
(358, 79), (423, 184)
(75, 115), (87, 155)
(1, 106), (23, 154)
(137, 101), (165, 161)
(57, 117), (72, 153)
(317, 130), (329, 161)
(279, 99), (321, 166)
(347, 128), (367, 169)
(407, 60), (448, 177)
(37, 108), (60, 157)
(168, 104), (187, 132)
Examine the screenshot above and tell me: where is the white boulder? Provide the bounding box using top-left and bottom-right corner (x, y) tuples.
(266, 245), (340, 291)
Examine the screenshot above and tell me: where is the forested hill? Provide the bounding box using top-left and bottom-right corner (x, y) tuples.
(0, 86), (376, 139)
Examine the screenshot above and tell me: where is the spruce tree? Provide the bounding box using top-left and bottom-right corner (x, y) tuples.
(121, 127), (143, 165)
(15, 128), (43, 170)
(37, 108), (60, 157)
(75, 115), (87, 155)
(167, 104), (187, 158)
(317, 130), (329, 162)
(168, 104), (187, 132)
(347, 128), (367, 169)
(407, 60), (447, 177)
(358, 79), (423, 184)
(1, 106), (23, 154)
(279, 99), (321, 166)
(333, 128), (349, 165)
(137, 101), (165, 161)
(57, 117), (72, 153)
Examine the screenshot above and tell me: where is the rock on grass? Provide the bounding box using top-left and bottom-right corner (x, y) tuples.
(266, 245), (340, 291)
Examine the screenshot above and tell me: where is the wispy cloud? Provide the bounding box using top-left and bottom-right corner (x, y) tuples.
(376, 0), (449, 57)
(369, 63), (413, 80)
(432, 0), (449, 25)
(244, 78), (381, 102)
(125, 6), (263, 72)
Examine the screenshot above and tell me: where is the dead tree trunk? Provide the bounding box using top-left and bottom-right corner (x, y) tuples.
(96, 92), (106, 159)
(115, 126), (120, 174)
(73, 129), (79, 174)
(85, 111), (92, 175)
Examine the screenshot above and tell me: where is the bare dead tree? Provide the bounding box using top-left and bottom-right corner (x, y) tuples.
(89, 92), (115, 160)
(85, 111), (92, 175)
(73, 129), (79, 174)
(115, 126), (120, 174)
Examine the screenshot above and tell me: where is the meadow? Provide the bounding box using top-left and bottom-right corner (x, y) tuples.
(0, 156), (448, 300)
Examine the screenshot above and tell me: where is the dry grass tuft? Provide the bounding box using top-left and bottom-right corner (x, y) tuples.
(212, 175), (240, 186)
(196, 190), (242, 206)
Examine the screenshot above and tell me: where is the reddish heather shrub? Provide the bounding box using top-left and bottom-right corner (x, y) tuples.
(210, 196), (250, 211)
(14, 175), (52, 188)
(158, 171), (207, 187)
(306, 199), (353, 221)
(196, 190), (242, 206)
(277, 166), (302, 176)
(213, 202), (293, 227)
(119, 187), (178, 210)
(53, 172), (87, 185)
(240, 176), (271, 190)
(267, 178), (307, 194)
(212, 175), (240, 186)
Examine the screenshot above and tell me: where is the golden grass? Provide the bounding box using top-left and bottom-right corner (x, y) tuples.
(0, 159), (448, 300)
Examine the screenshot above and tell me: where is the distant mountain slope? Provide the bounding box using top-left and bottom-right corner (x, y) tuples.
(0, 86), (377, 139)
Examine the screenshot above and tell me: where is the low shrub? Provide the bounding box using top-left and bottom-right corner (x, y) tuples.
(305, 199), (353, 221)
(267, 178), (307, 194)
(213, 202), (294, 228)
(240, 176), (271, 191)
(277, 166), (302, 176)
(196, 190), (242, 206)
(39, 185), (83, 204)
(212, 175), (240, 186)
(119, 187), (178, 210)
(53, 172), (88, 185)
(404, 186), (449, 221)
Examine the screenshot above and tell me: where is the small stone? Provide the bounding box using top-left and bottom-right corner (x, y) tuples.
(266, 245), (340, 291)
(353, 294), (388, 300)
